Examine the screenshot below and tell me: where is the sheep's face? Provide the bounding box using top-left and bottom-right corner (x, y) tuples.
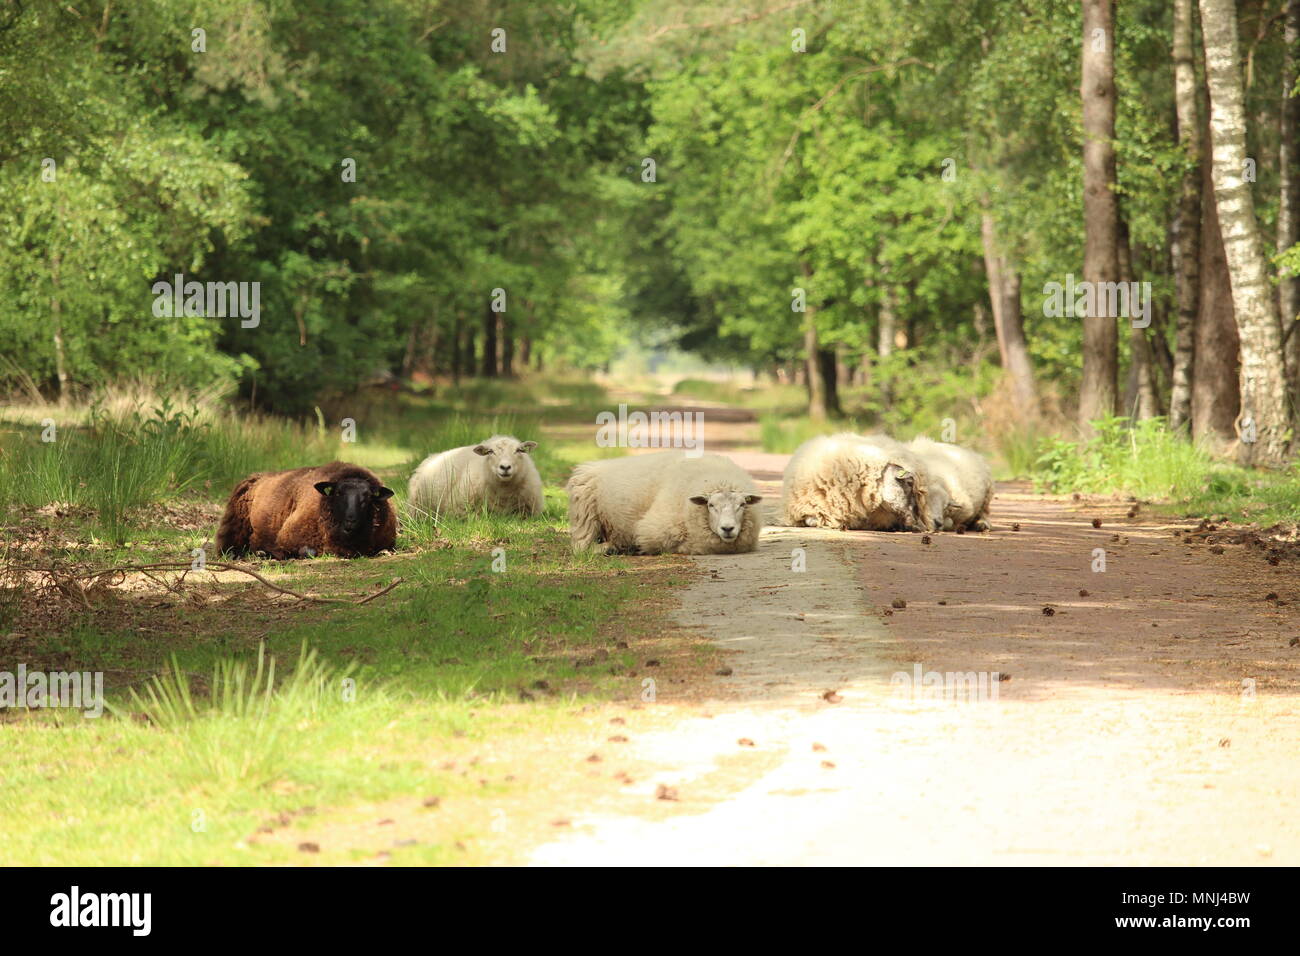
(688, 491), (762, 542)
(877, 463), (925, 531)
(315, 478), (394, 537)
(474, 438), (537, 484)
(925, 484), (952, 532)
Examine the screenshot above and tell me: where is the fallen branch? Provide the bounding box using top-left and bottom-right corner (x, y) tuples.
(7, 561), (404, 606)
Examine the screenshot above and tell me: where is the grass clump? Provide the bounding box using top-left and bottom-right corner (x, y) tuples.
(1031, 416), (1221, 501)
(125, 643), (362, 787)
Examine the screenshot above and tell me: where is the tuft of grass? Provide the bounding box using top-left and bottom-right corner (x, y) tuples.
(1031, 416), (1220, 501)
(123, 643), (359, 787)
(1029, 416), (1300, 526)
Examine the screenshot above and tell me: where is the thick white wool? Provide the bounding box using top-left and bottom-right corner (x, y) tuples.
(907, 436), (993, 530)
(567, 451), (762, 555)
(409, 434), (544, 517)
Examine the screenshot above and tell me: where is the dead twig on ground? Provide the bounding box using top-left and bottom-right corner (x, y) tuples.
(6, 561), (404, 606)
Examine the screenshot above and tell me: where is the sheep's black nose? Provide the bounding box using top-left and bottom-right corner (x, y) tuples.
(720, 524), (735, 535)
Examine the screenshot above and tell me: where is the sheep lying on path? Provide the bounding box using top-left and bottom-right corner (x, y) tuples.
(567, 451), (763, 555)
(781, 432), (931, 532)
(409, 435), (544, 517)
(907, 436), (994, 531)
(216, 462), (396, 558)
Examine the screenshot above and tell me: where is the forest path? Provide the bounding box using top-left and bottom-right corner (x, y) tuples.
(531, 403), (1300, 865)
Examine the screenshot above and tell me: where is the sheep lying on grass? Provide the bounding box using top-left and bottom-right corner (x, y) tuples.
(409, 435), (544, 517)
(216, 462), (396, 558)
(907, 436), (994, 531)
(781, 433), (931, 532)
(567, 451), (763, 555)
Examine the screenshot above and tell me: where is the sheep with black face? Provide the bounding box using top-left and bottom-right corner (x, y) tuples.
(215, 462), (397, 558)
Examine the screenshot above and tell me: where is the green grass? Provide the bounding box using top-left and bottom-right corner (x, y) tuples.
(1033, 416), (1222, 500)
(0, 377), (600, 541)
(0, 374), (695, 865)
(0, 521), (676, 865)
(1029, 414), (1300, 525)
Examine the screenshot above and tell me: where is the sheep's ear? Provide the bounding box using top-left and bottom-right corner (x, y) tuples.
(374, 486), (395, 500)
(743, 494), (763, 505)
(315, 481), (336, 497)
(688, 494), (710, 506)
(473, 445), (491, 456)
(888, 464), (915, 488)
(519, 441), (537, 453)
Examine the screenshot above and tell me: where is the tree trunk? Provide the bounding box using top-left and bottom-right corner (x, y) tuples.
(1192, 123), (1241, 449)
(858, 350), (872, 389)
(819, 348), (843, 417)
(1150, 297), (1175, 387)
(401, 322), (419, 378)
(1280, 0), (1300, 392)
(804, 308), (827, 420)
(481, 303), (499, 377)
(464, 313), (479, 378)
(973, 301), (990, 344)
(1200, 0), (1293, 465)
(801, 263), (828, 420)
(877, 285), (896, 410)
(424, 319), (441, 376)
(1119, 217), (1160, 419)
(1079, 0), (1121, 434)
(500, 313), (514, 377)
(451, 311), (463, 385)
(1169, 0), (1202, 431)
(520, 335), (532, 368)
(51, 249), (67, 404)
(980, 210), (1038, 415)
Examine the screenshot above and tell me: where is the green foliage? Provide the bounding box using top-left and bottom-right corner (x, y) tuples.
(0, 0), (645, 408)
(844, 352), (1002, 439)
(1031, 416), (1221, 500)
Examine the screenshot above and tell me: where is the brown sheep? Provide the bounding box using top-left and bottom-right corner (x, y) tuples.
(215, 462), (396, 559)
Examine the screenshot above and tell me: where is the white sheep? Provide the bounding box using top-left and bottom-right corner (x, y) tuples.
(567, 451), (763, 555)
(780, 432), (932, 532)
(907, 436), (993, 531)
(408, 435), (545, 517)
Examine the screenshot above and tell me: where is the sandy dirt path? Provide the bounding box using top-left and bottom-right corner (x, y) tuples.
(532, 408), (1300, 866)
